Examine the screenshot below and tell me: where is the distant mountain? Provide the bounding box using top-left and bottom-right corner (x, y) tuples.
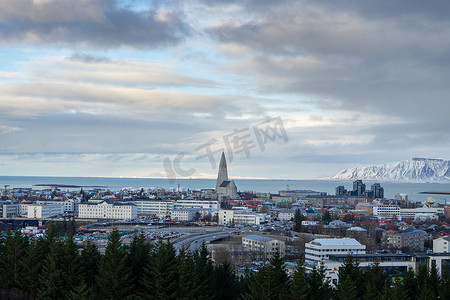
(327, 158), (450, 183)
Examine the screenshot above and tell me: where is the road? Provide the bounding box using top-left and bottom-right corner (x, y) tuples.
(172, 231), (231, 252)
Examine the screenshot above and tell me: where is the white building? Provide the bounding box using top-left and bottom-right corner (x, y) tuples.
(0, 202), (18, 218)
(242, 235), (286, 259)
(278, 210), (295, 221)
(170, 208), (197, 221)
(305, 238), (366, 263)
(27, 204), (64, 219)
(133, 200), (174, 217)
(373, 205), (401, 220)
(174, 199), (220, 210)
(78, 200), (137, 220)
(219, 209), (266, 225)
(433, 236), (450, 253)
(36, 199), (80, 214)
(400, 206), (443, 219)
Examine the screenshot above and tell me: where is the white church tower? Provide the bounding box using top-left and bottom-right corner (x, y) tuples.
(215, 152), (238, 199)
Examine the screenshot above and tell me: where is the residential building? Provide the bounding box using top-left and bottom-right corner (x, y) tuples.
(36, 199), (79, 214)
(218, 209), (266, 225)
(174, 199), (220, 210)
(384, 230), (426, 251)
(278, 209), (295, 221)
(133, 200), (174, 217)
(400, 206), (443, 220)
(0, 202), (18, 218)
(170, 208), (197, 221)
(242, 235), (286, 259)
(27, 204), (63, 219)
(78, 200), (137, 219)
(306, 195), (368, 208)
(305, 238), (366, 263)
(373, 204), (401, 220)
(433, 236), (450, 253)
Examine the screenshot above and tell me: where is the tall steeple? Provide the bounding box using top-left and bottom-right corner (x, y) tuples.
(216, 152), (229, 191)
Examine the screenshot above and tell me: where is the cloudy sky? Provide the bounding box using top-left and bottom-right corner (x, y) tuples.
(0, 0), (449, 180)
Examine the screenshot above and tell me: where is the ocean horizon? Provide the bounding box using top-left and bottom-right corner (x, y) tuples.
(1, 175), (449, 203)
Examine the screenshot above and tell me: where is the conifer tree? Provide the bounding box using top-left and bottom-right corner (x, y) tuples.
(213, 261), (240, 300)
(294, 209), (304, 232)
(37, 240), (65, 299)
(337, 256), (363, 298)
(60, 234), (82, 293)
(243, 251), (290, 300)
(128, 233), (152, 295)
(415, 283), (437, 300)
(338, 275), (358, 300)
(194, 242), (214, 299)
(176, 249), (200, 300)
(80, 241), (101, 289)
(306, 261), (332, 300)
(20, 237), (48, 295)
(363, 261), (387, 298)
(362, 281), (378, 300)
(0, 231), (29, 289)
(66, 281), (96, 300)
(403, 267), (419, 300)
(141, 239), (178, 300)
(290, 260), (308, 300)
(96, 228), (135, 300)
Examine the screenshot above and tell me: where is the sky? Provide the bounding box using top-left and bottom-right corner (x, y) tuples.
(0, 0), (449, 180)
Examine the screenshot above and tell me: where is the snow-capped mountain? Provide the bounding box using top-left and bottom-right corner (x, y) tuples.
(327, 158), (450, 183)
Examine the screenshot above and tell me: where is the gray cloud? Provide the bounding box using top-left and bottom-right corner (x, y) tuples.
(0, 0), (190, 48)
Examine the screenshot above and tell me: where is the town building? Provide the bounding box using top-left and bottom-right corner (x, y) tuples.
(305, 238), (366, 263)
(36, 199), (80, 214)
(0, 202), (18, 218)
(433, 236), (450, 253)
(373, 204), (401, 220)
(384, 230), (426, 251)
(170, 208), (197, 221)
(242, 235), (286, 259)
(78, 200), (137, 219)
(133, 200), (174, 218)
(219, 209), (266, 225)
(306, 195), (368, 208)
(278, 209), (295, 221)
(27, 204), (64, 219)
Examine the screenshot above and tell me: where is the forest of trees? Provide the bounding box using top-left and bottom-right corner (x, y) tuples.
(0, 225), (449, 300)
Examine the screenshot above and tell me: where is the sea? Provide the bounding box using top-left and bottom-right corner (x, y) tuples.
(1, 176), (450, 204)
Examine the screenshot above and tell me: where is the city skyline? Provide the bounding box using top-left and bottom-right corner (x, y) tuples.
(0, 0), (449, 179)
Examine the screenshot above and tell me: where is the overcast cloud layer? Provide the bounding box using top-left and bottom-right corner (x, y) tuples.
(0, 0), (449, 181)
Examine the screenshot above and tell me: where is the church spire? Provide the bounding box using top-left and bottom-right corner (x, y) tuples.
(216, 152), (229, 191)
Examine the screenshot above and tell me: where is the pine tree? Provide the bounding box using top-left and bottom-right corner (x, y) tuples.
(294, 209), (304, 232)
(20, 237), (48, 295)
(243, 251), (290, 300)
(80, 241), (101, 289)
(337, 256), (363, 298)
(194, 242), (214, 299)
(141, 239), (178, 300)
(60, 234), (82, 294)
(290, 260), (308, 300)
(65, 281), (96, 300)
(213, 261), (240, 300)
(37, 240), (65, 299)
(415, 283), (437, 300)
(363, 261), (387, 298)
(362, 281), (378, 300)
(176, 249), (200, 300)
(338, 275), (358, 300)
(128, 233), (152, 295)
(307, 262), (332, 300)
(403, 267), (419, 300)
(0, 231), (29, 289)
(428, 262), (440, 298)
(96, 228), (135, 300)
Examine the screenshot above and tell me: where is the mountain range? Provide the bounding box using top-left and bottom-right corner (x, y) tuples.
(327, 158), (450, 183)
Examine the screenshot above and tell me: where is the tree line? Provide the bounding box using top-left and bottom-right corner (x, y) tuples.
(0, 225), (449, 299)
